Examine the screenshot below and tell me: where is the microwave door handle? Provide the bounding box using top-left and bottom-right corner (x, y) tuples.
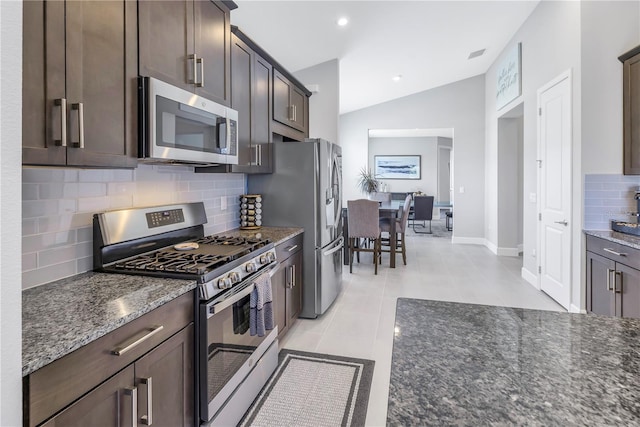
(226, 117), (231, 150)
(216, 118), (227, 150)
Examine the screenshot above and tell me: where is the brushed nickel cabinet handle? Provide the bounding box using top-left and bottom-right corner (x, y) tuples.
(288, 105), (294, 121)
(112, 325), (164, 355)
(189, 54), (198, 85)
(603, 248), (627, 257)
(197, 57), (204, 87)
(292, 264), (296, 287)
(140, 377), (153, 425)
(54, 98), (67, 147)
(71, 103), (84, 148)
(606, 268), (614, 291)
(615, 271), (622, 294)
(124, 387), (138, 427)
(257, 144), (262, 166)
(286, 244), (299, 252)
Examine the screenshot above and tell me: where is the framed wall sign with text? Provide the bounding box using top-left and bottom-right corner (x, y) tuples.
(496, 42), (522, 110)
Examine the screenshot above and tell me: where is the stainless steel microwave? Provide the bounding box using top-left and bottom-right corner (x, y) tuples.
(139, 77), (238, 166)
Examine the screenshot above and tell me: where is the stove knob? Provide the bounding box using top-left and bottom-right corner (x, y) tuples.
(267, 251), (276, 263)
(217, 277), (232, 289)
(245, 262), (256, 273)
(259, 254), (268, 265)
(227, 272), (240, 284)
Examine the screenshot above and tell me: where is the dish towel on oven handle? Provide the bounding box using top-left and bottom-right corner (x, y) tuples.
(249, 271), (274, 337)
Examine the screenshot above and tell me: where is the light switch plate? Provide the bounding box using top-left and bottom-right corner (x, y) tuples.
(529, 193), (537, 203)
(221, 196), (227, 211)
(459, 186), (465, 194)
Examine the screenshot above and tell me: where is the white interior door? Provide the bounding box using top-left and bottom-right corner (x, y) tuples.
(538, 71), (572, 310)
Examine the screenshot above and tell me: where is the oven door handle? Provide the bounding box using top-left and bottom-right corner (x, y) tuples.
(207, 261), (279, 317)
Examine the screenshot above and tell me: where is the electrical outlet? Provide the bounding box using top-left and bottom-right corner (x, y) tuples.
(221, 196), (227, 211)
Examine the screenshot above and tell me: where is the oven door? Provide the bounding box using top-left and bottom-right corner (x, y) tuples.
(200, 263), (278, 423)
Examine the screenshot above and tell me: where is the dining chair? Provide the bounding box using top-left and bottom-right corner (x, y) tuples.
(413, 195), (434, 233)
(380, 194), (412, 265)
(369, 192), (392, 203)
(347, 199), (382, 274)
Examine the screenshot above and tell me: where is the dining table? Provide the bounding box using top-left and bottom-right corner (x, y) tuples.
(342, 200), (405, 268)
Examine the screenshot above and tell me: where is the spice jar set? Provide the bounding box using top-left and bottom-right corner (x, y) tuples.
(239, 194), (262, 229)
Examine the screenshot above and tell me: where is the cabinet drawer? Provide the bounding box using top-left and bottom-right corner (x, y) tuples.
(276, 234), (303, 262)
(586, 235), (640, 270)
(26, 291), (194, 427)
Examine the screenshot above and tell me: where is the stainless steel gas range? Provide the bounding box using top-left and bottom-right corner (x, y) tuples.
(93, 202), (279, 426)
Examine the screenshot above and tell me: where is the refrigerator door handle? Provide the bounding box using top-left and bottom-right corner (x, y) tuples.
(323, 236), (344, 256)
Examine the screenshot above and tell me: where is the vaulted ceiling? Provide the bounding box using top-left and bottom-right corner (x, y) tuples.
(232, 1), (539, 114)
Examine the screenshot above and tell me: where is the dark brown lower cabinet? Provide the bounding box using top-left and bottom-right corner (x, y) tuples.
(25, 292), (195, 427)
(273, 234), (303, 338)
(586, 235), (640, 319)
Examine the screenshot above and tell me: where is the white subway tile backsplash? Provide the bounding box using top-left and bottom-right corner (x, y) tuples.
(584, 174), (640, 230)
(22, 165), (245, 288)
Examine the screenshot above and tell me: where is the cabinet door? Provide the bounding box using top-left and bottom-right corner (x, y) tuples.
(617, 263), (640, 319)
(271, 259), (289, 337)
(623, 52), (640, 174)
(134, 324), (194, 427)
(230, 34), (253, 171)
(289, 85), (307, 132)
(195, 0), (231, 106)
(252, 54), (273, 173)
(40, 366), (135, 427)
(64, 0), (137, 168)
(273, 69), (292, 126)
(139, 0), (194, 93)
(287, 250), (303, 324)
(22, 0), (66, 165)
(586, 251), (616, 316)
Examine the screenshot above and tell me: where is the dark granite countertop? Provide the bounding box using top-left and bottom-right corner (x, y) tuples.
(584, 229), (640, 250)
(22, 272), (196, 376)
(388, 298), (640, 425)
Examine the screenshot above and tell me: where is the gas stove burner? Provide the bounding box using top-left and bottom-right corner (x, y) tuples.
(115, 251), (230, 275)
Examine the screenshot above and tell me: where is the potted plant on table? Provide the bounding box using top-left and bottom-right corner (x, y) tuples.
(357, 167), (380, 196)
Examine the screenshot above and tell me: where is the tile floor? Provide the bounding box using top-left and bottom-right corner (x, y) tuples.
(278, 228), (564, 426)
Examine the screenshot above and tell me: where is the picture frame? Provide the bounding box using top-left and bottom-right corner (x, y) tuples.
(374, 155), (421, 180)
(496, 42), (522, 110)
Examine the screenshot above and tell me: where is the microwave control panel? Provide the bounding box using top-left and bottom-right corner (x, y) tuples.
(146, 209), (185, 228)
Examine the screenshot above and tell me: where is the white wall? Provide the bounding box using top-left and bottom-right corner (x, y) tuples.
(0, 1), (23, 424)
(484, 1), (582, 296)
(341, 75), (485, 240)
(294, 59), (339, 145)
(368, 136), (439, 195)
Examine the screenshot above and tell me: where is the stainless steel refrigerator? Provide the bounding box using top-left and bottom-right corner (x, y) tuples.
(247, 139), (343, 318)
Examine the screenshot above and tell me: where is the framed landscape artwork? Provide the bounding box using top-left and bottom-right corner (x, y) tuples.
(374, 155), (421, 179)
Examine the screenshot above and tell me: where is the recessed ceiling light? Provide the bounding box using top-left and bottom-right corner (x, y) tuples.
(392, 75), (402, 82)
(337, 17), (349, 26)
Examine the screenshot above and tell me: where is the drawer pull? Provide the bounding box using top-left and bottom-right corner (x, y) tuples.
(603, 248), (627, 257)
(286, 244), (299, 252)
(112, 325), (164, 356)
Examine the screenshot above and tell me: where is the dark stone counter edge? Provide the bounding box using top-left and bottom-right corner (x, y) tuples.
(583, 229), (640, 250)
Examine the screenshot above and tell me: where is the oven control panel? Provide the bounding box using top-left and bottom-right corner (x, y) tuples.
(200, 247), (277, 300)
(146, 208), (185, 228)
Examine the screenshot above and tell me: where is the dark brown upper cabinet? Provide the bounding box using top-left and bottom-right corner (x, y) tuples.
(273, 69), (308, 134)
(22, 0), (138, 168)
(620, 45), (640, 174)
(138, 0), (235, 108)
(197, 28), (273, 174)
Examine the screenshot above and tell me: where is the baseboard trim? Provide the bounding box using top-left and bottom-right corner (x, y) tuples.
(452, 237), (486, 245)
(485, 240), (498, 254)
(496, 247), (520, 257)
(570, 304), (582, 314)
(521, 267), (539, 289)
(517, 243), (523, 254)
